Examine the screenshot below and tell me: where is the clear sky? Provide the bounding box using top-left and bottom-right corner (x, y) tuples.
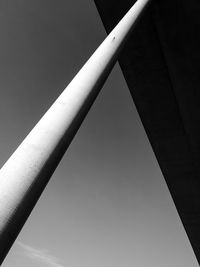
(0, 0), (199, 266)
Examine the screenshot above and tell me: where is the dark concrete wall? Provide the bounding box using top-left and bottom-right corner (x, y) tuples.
(94, 0), (200, 263)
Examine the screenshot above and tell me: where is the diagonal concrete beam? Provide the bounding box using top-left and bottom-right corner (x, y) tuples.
(0, 0), (150, 264)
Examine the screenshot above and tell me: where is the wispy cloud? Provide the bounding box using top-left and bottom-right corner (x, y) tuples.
(17, 241), (66, 267)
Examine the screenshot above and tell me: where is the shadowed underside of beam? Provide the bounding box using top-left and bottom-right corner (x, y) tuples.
(94, 0), (200, 263)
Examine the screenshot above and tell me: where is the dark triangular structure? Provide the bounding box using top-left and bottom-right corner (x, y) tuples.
(94, 0), (200, 263)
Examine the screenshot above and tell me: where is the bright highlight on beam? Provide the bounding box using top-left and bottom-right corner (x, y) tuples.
(0, 0), (151, 264)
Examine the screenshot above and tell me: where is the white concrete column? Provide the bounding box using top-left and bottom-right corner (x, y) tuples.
(0, 0), (150, 263)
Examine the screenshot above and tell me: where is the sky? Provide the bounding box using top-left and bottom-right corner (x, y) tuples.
(0, 0), (199, 266)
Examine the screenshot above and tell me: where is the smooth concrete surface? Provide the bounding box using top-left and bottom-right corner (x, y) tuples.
(0, 0), (150, 264)
(94, 0), (200, 264)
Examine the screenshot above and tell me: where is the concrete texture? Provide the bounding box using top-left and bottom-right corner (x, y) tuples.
(94, 0), (200, 263)
(0, 1), (150, 264)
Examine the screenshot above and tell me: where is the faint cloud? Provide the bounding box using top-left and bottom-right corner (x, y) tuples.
(17, 241), (66, 267)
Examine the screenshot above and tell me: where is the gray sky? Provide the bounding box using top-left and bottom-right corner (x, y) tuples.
(0, 0), (198, 266)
